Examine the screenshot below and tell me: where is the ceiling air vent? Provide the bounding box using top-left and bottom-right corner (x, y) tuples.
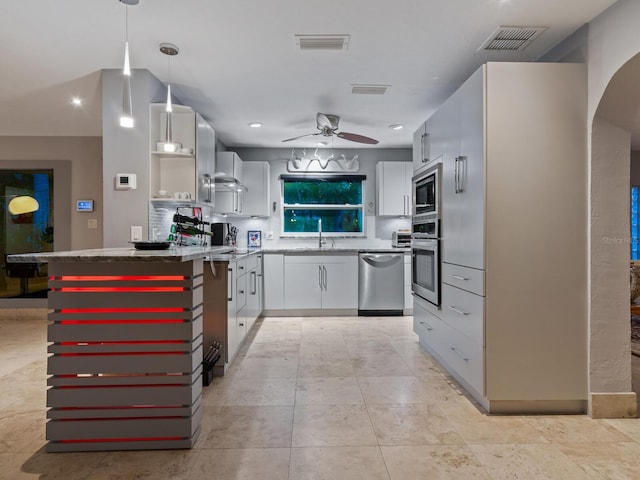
(480, 26), (547, 52)
(351, 84), (389, 95)
(295, 34), (350, 51)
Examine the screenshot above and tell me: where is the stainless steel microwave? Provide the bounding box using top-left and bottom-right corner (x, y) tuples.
(412, 163), (441, 220)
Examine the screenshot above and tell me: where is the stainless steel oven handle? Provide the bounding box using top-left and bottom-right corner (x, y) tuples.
(448, 305), (469, 316)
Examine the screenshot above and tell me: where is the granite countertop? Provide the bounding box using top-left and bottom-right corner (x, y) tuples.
(7, 246), (236, 263)
(7, 245), (409, 264)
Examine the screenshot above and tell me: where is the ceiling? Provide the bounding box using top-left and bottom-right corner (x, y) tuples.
(0, 0), (618, 149)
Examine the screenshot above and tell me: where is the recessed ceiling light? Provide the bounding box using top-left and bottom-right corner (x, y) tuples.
(71, 97), (83, 106)
(389, 124), (404, 130)
(249, 122), (263, 128)
(317, 141), (328, 146)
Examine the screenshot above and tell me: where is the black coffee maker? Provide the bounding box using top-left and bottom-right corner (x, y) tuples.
(210, 222), (229, 246)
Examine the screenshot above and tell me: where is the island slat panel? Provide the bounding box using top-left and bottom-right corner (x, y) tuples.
(45, 260), (203, 452)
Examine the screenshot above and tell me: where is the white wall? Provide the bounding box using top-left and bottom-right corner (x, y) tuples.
(102, 69), (167, 247)
(0, 137), (101, 251)
(586, 0), (640, 399)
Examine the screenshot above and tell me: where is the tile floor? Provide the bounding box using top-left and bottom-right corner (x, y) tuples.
(2, 309), (640, 479)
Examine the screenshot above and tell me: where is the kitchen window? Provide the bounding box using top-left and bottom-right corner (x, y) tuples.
(280, 175), (365, 236)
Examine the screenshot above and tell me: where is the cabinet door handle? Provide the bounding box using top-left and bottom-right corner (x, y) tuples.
(250, 271), (257, 294)
(239, 289), (245, 295)
(239, 265), (245, 270)
(239, 322), (244, 327)
(455, 156), (466, 194)
(421, 133), (429, 163)
(204, 173), (212, 203)
(228, 268), (233, 302)
(318, 265), (322, 289)
(323, 265), (327, 290)
(450, 346), (469, 361)
(419, 321), (433, 331)
(454, 156), (459, 193)
(448, 274), (469, 281)
(448, 305), (470, 316)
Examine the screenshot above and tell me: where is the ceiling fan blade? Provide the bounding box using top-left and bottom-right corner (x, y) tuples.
(336, 131), (379, 144)
(281, 132), (322, 142)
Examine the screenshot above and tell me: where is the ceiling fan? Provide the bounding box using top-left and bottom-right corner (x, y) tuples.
(282, 113), (379, 145)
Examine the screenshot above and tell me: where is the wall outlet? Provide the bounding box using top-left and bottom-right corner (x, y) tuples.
(266, 231), (274, 240)
(88, 219), (98, 229)
(130, 226), (143, 242)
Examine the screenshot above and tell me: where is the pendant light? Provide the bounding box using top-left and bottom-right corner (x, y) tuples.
(118, 0), (138, 128)
(160, 43), (179, 152)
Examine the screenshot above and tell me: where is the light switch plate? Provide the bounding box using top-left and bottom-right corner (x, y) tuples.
(130, 226), (143, 242)
(88, 219), (98, 229)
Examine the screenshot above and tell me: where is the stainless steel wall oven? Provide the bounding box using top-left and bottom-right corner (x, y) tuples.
(411, 216), (440, 307)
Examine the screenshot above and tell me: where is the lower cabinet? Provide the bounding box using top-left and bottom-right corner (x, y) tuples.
(263, 253), (284, 310)
(404, 253), (412, 314)
(283, 254), (358, 310)
(202, 253), (263, 375)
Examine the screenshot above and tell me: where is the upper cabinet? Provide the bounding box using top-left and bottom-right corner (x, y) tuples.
(376, 161), (411, 216)
(243, 161), (271, 217)
(214, 152), (245, 214)
(412, 121), (429, 174)
(149, 103), (215, 206)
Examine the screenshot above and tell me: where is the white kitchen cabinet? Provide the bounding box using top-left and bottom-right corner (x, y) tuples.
(149, 104), (215, 205)
(412, 121), (429, 174)
(263, 253), (284, 310)
(376, 161), (411, 216)
(243, 162), (271, 217)
(244, 253), (262, 330)
(441, 68), (484, 270)
(283, 254), (357, 310)
(214, 152), (245, 214)
(414, 62), (588, 413)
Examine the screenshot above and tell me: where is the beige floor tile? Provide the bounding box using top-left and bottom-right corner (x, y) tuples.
(297, 357), (356, 377)
(350, 353), (415, 377)
(87, 449), (200, 480)
(235, 357), (299, 378)
(558, 442), (640, 479)
(222, 377), (296, 406)
(201, 405), (293, 448)
(524, 415), (634, 443)
(289, 446), (390, 480)
(299, 342), (350, 359)
(469, 443), (601, 480)
(358, 376), (434, 404)
(0, 450), (107, 480)
(381, 445), (492, 479)
(604, 417), (640, 442)
(245, 340), (300, 358)
(292, 404), (378, 447)
(447, 414), (550, 444)
(367, 404), (464, 445)
(188, 447), (290, 480)
(0, 409), (46, 454)
(295, 377), (364, 405)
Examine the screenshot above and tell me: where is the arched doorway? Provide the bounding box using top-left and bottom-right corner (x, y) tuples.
(589, 51), (640, 417)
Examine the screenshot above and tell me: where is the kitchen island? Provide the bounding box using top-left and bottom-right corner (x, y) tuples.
(8, 246), (233, 452)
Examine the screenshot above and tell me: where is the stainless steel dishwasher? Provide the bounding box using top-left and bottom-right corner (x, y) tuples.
(358, 252), (404, 316)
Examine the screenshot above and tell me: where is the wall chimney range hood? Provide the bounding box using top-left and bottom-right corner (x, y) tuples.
(213, 173), (247, 192)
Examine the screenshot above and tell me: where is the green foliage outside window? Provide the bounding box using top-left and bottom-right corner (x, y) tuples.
(282, 177), (364, 235)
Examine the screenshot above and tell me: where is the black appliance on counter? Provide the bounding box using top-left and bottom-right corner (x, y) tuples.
(210, 222), (229, 246)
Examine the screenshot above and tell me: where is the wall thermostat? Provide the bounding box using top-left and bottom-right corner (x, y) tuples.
(76, 199), (94, 212)
(116, 173), (137, 190)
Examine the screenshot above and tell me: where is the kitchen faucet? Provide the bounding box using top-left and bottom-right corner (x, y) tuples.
(318, 219), (326, 248)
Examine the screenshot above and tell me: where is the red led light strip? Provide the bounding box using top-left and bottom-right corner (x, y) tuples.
(59, 351), (184, 356)
(58, 436), (184, 444)
(55, 287), (185, 292)
(55, 275), (186, 281)
(59, 319), (184, 325)
(60, 308), (184, 313)
(59, 340), (185, 346)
